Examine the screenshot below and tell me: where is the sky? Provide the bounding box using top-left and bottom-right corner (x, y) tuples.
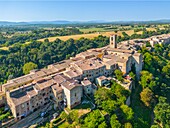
(0, 1), (170, 22)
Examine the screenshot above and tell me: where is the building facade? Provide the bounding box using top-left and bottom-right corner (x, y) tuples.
(0, 34), (145, 119)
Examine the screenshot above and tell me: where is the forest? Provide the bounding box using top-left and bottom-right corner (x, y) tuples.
(0, 27), (82, 46)
(0, 35), (109, 84)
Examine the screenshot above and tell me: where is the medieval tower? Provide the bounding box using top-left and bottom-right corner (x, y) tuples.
(110, 34), (117, 48)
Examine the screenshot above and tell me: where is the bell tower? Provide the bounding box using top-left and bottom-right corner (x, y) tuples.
(110, 34), (117, 48)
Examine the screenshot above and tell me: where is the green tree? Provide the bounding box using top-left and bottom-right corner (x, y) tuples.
(124, 122), (133, 128)
(144, 52), (153, 69)
(102, 100), (117, 114)
(146, 41), (151, 47)
(0, 111), (10, 121)
(44, 38), (49, 43)
(162, 63), (170, 76)
(84, 109), (105, 128)
(98, 121), (107, 128)
(114, 69), (124, 82)
(129, 71), (135, 81)
(139, 71), (156, 90)
(94, 88), (115, 107)
(110, 114), (121, 128)
(111, 80), (130, 99)
(23, 62), (38, 75)
(151, 124), (161, 128)
(140, 87), (155, 107)
(154, 97), (170, 127)
(120, 105), (134, 121)
(66, 110), (79, 124)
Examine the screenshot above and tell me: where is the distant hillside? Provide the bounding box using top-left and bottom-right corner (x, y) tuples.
(0, 19), (170, 26)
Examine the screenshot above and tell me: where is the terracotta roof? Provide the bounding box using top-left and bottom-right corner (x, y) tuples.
(52, 59), (73, 71)
(2, 82), (16, 88)
(33, 70), (46, 77)
(104, 60), (117, 66)
(10, 92), (30, 106)
(76, 51), (95, 58)
(81, 79), (91, 86)
(74, 58), (105, 71)
(97, 76), (107, 81)
(63, 69), (82, 79)
(27, 89), (38, 98)
(103, 55), (127, 65)
(53, 74), (69, 85)
(52, 84), (63, 94)
(41, 68), (58, 75)
(61, 79), (81, 90)
(35, 79), (55, 90)
(106, 47), (133, 54)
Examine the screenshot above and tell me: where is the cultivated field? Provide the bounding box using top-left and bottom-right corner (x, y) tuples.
(79, 27), (107, 33)
(0, 47), (9, 50)
(0, 26), (158, 50)
(38, 30), (143, 42)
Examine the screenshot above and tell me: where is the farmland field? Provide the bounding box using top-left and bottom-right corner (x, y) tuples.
(79, 27), (106, 33)
(0, 47), (9, 50)
(38, 29), (143, 42)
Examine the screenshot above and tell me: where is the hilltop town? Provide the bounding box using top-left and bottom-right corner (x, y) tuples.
(0, 33), (170, 127)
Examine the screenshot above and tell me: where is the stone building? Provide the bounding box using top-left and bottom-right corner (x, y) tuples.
(149, 34), (170, 47)
(0, 34), (145, 120)
(81, 79), (92, 94)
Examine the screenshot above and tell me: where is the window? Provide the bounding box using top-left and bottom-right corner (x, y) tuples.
(17, 113), (19, 116)
(75, 93), (77, 97)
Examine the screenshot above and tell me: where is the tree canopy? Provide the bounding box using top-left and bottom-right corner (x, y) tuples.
(23, 62), (38, 75)
(120, 105), (134, 121)
(83, 109), (106, 128)
(110, 114), (121, 128)
(140, 87), (155, 107)
(153, 97), (170, 128)
(114, 69), (124, 82)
